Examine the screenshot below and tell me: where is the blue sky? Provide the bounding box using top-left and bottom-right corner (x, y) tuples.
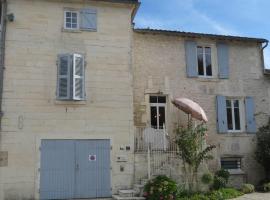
(134, 0), (270, 68)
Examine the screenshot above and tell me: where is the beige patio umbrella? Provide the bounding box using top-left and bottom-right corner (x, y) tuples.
(171, 97), (208, 123)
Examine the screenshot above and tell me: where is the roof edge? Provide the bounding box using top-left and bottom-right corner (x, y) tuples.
(93, 0), (139, 4)
(134, 28), (268, 43)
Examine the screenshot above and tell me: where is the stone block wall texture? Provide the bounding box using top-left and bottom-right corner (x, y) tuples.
(132, 32), (270, 186)
(0, 0), (135, 199)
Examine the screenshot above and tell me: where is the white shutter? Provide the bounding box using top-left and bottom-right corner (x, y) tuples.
(73, 54), (85, 100)
(57, 54), (71, 99)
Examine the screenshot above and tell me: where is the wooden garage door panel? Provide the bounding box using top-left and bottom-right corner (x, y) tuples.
(40, 139), (111, 200)
(40, 140), (75, 200)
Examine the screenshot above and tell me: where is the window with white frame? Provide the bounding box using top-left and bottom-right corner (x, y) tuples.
(221, 157), (241, 170)
(226, 99), (242, 131)
(197, 46), (212, 77)
(150, 96), (166, 129)
(63, 8), (97, 31)
(57, 53), (85, 101)
(64, 11), (79, 30)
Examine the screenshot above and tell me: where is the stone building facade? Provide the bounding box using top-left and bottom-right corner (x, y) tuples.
(0, 0), (269, 199)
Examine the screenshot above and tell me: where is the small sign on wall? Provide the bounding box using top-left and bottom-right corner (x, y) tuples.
(89, 155), (96, 161)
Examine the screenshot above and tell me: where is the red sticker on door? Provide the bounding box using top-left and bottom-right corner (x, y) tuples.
(89, 155), (96, 161)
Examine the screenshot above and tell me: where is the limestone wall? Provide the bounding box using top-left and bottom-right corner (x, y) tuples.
(133, 32), (270, 186)
(0, 0), (135, 199)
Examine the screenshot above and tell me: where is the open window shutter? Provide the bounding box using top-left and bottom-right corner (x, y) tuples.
(217, 42), (229, 79)
(245, 97), (257, 133)
(73, 54), (85, 100)
(57, 54), (71, 99)
(80, 8), (97, 31)
(216, 95), (228, 133)
(185, 41), (198, 77)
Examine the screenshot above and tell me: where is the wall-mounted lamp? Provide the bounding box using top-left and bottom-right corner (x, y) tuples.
(6, 13), (14, 22)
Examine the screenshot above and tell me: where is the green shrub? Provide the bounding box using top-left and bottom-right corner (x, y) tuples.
(215, 169), (230, 182)
(212, 169), (230, 190)
(201, 173), (214, 185)
(263, 182), (270, 192)
(241, 184), (255, 194)
(212, 176), (227, 190)
(143, 175), (177, 200)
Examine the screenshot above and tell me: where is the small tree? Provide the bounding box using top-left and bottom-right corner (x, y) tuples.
(255, 120), (270, 181)
(175, 120), (216, 192)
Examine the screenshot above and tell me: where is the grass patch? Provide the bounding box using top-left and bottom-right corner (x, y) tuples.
(177, 188), (243, 200)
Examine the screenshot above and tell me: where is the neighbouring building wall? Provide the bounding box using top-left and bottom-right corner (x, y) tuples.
(133, 32), (270, 186)
(0, 0), (135, 199)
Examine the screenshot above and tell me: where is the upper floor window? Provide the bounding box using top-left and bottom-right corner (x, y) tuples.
(57, 53), (85, 101)
(150, 96), (166, 129)
(64, 11), (79, 30)
(226, 99), (242, 131)
(185, 41), (229, 79)
(63, 8), (97, 31)
(197, 46), (212, 77)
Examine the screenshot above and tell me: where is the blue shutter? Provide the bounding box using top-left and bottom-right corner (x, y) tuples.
(216, 95), (228, 133)
(245, 97), (257, 133)
(217, 42), (229, 79)
(80, 8), (97, 31)
(57, 54), (71, 100)
(185, 41), (198, 77)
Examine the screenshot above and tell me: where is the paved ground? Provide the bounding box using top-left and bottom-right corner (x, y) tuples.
(233, 192), (270, 200)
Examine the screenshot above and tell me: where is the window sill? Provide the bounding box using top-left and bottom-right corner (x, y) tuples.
(54, 99), (87, 105)
(228, 169), (245, 175)
(197, 77), (220, 82)
(222, 132), (255, 137)
(62, 28), (82, 33)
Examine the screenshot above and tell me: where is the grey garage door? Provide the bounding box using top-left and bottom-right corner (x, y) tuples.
(40, 139), (111, 200)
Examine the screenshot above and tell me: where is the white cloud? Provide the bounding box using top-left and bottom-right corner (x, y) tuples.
(135, 0), (240, 36)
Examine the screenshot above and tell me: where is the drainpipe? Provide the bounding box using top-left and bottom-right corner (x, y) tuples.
(262, 40), (269, 70)
(0, 0), (7, 130)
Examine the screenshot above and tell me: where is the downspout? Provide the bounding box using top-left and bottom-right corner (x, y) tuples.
(0, 0), (7, 129)
(262, 40), (269, 70)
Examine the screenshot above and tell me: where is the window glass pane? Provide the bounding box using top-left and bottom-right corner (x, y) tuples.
(226, 100), (231, 108)
(66, 12), (71, 17)
(234, 107), (241, 130)
(197, 46), (203, 54)
(150, 96), (158, 103)
(66, 23), (71, 28)
(75, 56), (83, 76)
(227, 106), (233, 130)
(206, 53), (212, 76)
(159, 107), (165, 129)
(158, 96), (166, 103)
(60, 56), (68, 75)
(205, 47), (211, 54)
(72, 18), (77, 23)
(66, 18), (71, 23)
(234, 100), (239, 108)
(150, 106), (157, 129)
(72, 23), (77, 28)
(197, 54), (204, 75)
(72, 12), (77, 18)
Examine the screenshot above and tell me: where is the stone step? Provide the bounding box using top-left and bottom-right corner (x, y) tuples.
(112, 195), (145, 200)
(118, 189), (137, 197)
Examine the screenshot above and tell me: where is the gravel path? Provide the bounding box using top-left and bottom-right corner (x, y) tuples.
(233, 192), (270, 200)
